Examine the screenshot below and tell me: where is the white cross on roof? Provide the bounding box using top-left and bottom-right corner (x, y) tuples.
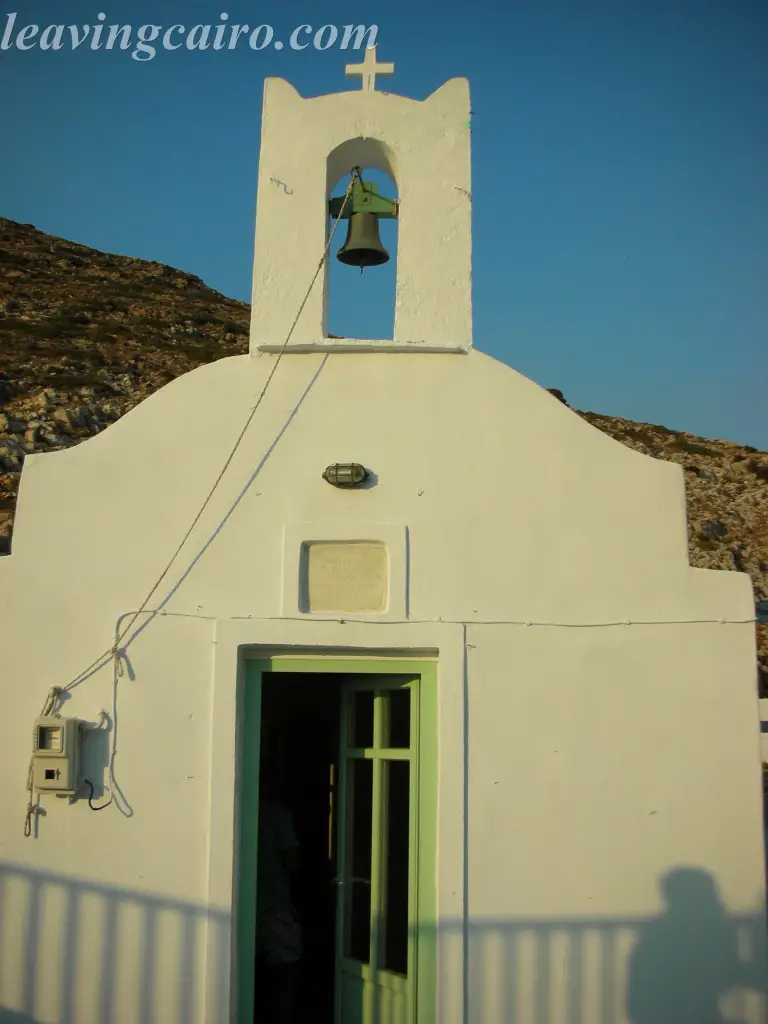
(345, 46), (395, 92)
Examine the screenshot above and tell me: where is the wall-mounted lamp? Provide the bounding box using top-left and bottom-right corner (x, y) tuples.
(322, 463), (370, 488)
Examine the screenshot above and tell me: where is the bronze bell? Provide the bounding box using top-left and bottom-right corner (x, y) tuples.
(337, 212), (390, 269)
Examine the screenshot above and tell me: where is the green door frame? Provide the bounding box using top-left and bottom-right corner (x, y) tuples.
(237, 656), (437, 1024)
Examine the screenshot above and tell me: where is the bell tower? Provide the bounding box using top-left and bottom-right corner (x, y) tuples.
(249, 47), (473, 354)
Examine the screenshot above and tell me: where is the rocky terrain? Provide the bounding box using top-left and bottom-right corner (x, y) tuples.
(1, 216), (766, 686)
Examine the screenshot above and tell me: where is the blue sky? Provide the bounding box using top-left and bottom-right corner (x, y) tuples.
(2, 0), (766, 446)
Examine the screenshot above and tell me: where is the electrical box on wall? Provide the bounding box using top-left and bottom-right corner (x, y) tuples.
(32, 716), (80, 796)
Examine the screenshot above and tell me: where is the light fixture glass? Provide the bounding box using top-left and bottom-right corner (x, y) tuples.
(322, 463), (369, 488)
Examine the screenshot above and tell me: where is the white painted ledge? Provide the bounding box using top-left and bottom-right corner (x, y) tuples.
(254, 338), (469, 354)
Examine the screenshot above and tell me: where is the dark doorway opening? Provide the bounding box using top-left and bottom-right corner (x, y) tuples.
(253, 673), (343, 1023)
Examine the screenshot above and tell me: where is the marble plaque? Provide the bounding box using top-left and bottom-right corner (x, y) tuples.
(303, 541), (388, 613)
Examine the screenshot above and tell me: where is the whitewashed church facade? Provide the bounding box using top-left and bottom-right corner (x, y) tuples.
(0, 50), (766, 1024)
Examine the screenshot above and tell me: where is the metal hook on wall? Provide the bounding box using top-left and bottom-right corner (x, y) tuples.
(270, 177), (294, 195)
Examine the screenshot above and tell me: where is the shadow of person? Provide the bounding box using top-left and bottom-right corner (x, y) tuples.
(627, 867), (767, 1024)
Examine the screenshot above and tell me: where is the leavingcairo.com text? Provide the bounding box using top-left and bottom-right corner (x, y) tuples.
(0, 13), (379, 61)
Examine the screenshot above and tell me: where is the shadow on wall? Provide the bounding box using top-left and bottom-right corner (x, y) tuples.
(460, 867), (768, 1024)
(0, 862), (765, 1023)
(625, 868), (766, 1024)
(0, 862), (230, 1024)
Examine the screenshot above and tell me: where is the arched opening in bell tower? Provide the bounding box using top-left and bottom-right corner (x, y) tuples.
(325, 138), (399, 341)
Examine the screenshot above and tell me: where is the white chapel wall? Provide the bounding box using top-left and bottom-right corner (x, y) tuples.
(0, 347), (765, 1022)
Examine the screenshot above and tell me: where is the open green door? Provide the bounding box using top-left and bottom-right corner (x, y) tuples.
(335, 676), (419, 1024)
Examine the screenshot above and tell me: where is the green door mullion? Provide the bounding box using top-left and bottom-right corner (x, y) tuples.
(369, 757), (384, 1012)
(346, 748), (410, 761)
(378, 749), (391, 993)
(369, 692), (384, 987)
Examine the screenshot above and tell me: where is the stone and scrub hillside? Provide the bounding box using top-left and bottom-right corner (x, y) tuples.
(1, 217), (766, 686)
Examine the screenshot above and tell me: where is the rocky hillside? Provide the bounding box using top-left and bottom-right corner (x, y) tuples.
(1, 217), (766, 685)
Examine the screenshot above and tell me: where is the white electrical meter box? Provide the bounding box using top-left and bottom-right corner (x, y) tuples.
(32, 716), (80, 795)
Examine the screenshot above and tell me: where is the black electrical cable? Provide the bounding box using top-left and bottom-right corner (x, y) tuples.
(84, 779), (112, 811)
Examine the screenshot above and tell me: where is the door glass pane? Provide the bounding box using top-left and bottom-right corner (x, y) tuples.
(382, 759), (410, 975)
(348, 881), (371, 963)
(349, 758), (373, 878)
(349, 690), (374, 748)
(382, 687), (411, 749)
(345, 758), (373, 962)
